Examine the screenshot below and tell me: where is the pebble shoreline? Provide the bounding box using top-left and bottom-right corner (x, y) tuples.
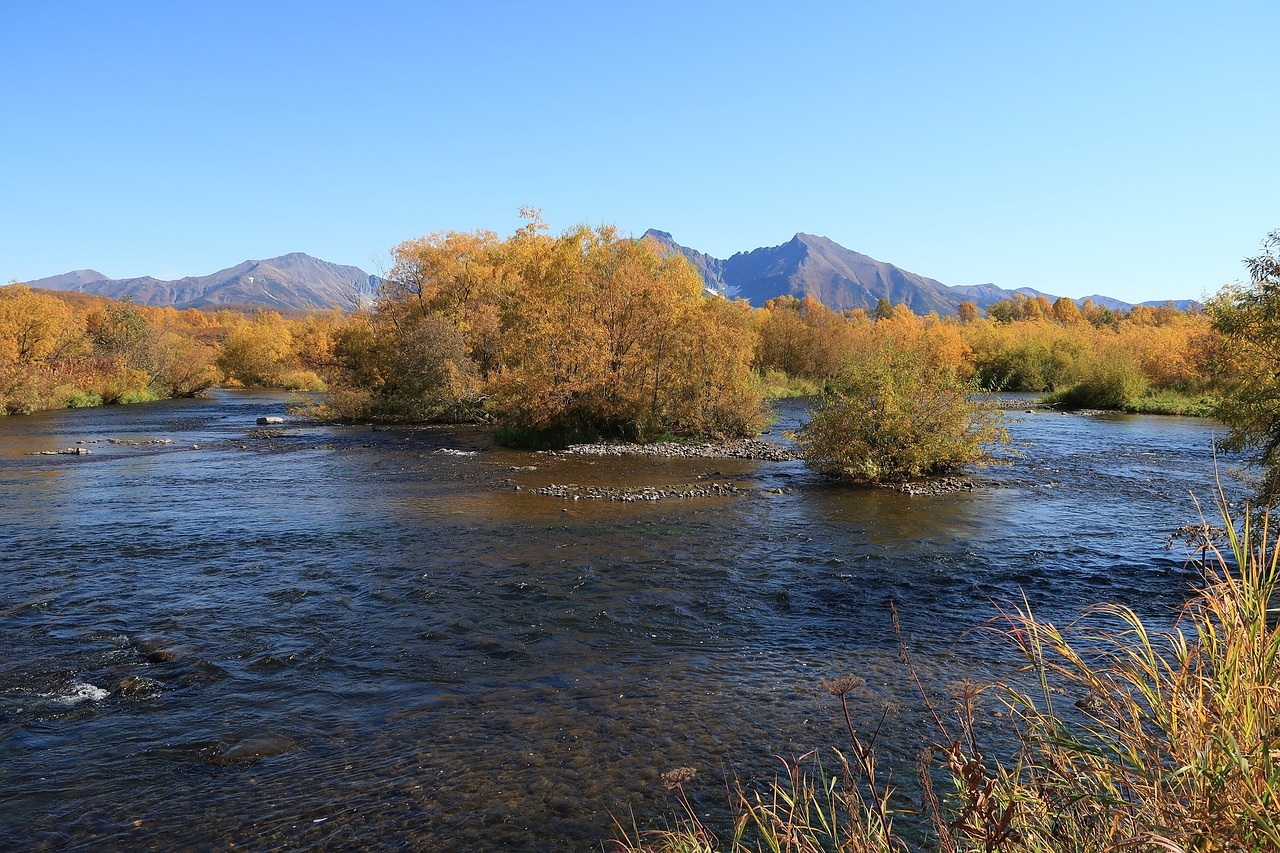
(529, 438), (979, 498)
(549, 438), (797, 462)
(527, 482), (747, 502)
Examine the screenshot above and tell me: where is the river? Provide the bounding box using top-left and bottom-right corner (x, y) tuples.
(0, 390), (1235, 851)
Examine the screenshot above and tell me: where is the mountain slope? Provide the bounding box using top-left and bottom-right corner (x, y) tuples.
(646, 229), (1000, 314)
(29, 269), (112, 290)
(644, 230), (1185, 315)
(27, 253), (378, 310)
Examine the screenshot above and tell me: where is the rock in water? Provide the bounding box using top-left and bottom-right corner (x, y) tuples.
(256, 416), (284, 425)
(115, 676), (163, 699)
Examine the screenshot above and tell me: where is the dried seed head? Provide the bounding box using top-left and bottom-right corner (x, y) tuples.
(661, 766), (697, 789)
(820, 676), (865, 696)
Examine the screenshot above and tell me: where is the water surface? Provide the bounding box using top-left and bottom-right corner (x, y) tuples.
(0, 392), (1232, 850)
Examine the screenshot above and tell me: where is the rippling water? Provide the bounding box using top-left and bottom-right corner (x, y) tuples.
(0, 391), (1235, 851)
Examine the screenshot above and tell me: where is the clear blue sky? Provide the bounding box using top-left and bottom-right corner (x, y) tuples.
(3, 1), (1276, 304)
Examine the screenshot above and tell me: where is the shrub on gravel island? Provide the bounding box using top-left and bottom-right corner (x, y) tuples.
(795, 341), (1012, 484)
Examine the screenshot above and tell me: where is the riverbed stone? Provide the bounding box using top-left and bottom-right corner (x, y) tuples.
(552, 438), (796, 461)
(531, 482), (743, 501)
(115, 675), (163, 699)
(217, 734), (297, 763)
(882, 477), (975, 495)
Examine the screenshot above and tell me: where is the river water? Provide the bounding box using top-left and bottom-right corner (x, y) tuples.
(0, 391), (1235, 851)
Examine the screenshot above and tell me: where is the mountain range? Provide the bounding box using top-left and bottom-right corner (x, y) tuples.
(26, 253), (378, 311)
(20, 237), (1193, 315)
(643, 230), (1196, 314)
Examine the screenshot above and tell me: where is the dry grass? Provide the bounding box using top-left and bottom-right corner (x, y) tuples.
(613, 493), (1280, 853)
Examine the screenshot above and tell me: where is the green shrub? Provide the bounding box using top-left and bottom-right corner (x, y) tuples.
(756, 368), (823, 399)
(278, 369), (327, 392)
(291, 387), (371, 422)
(975, 340), (1053, 391)
(1050, 351), (1148, 409)
(117, 388), (162, 405)
(63, 390), (104, 408)
(795, 344), (1012, 483)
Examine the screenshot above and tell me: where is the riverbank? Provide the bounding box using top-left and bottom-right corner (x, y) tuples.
(548, 437), (797, 462)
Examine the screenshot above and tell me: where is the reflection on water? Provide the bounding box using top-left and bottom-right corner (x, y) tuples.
(0, 391), (1234, 850)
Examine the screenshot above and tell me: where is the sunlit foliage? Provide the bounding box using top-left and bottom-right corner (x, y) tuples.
(0, 222), (1236, 431)
(327, 308), (482, 423)
(795, 337), (1010, 483)
(754, 295), (861, 380)
(491, 223), (763, 443)
(1209, 229), (1280, 500)
(216, 310), (296, 387)
(0, 284), (77, 364)
(0, 285), (225, 414)
(323, 216), (766, 444)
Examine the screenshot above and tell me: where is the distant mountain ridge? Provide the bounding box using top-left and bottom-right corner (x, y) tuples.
(644, 230), (1196, 314)
(23, 240), (1195, 316)
(26, 253), (379, 310)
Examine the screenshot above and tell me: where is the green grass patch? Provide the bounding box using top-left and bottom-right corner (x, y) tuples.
(116, 389), (163, 405)
(1123, 389), (1218, 417)
(756, 369), (823, 400)
(64, 391), (104, 408)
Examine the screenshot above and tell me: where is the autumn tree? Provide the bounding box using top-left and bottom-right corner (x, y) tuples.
(216, 311), (295, 386)
(965, 320), (1089, 391)
(1051, 296), (1082, 324)
(1054, 344), (1149, 409)
(795, 338), (1011, 483)
(755, 295), (857, 379)
(150, 331), (220, 397)
(1081, 299), (1119, 327)
(87, 300), (152, 367)
(661, 295), (762, 438)
(0, 285), (78, 364)
(384, 228), (509, 375)
(0, 287), (223, 413)
(868, 307), (972, 377)
(291, 310), (345, 372)
(328, 307), (482, 422)
(1116, 308), (1214, 389)
(80, 300), (163, 402)
(490, 223), (763, 443)
(1208, 229), (1280, 499)
(320, 216), (763, 441)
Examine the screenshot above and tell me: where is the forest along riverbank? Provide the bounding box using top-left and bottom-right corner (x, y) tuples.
(0, 391), (1234, 851)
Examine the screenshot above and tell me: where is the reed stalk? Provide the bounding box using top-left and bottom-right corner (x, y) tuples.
(613, 492), (1280, 852)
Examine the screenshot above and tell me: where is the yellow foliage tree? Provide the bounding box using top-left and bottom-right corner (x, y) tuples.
(216, 311), (295, 386)
(385, 229), (509, 376)
(490, 224), (764, 442)
(0, 285), (77, 364)
(755, 295), (857, 379)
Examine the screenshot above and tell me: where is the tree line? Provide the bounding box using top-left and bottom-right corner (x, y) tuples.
(4, 219), (1278, 492)
(0, 285), (340, 413)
